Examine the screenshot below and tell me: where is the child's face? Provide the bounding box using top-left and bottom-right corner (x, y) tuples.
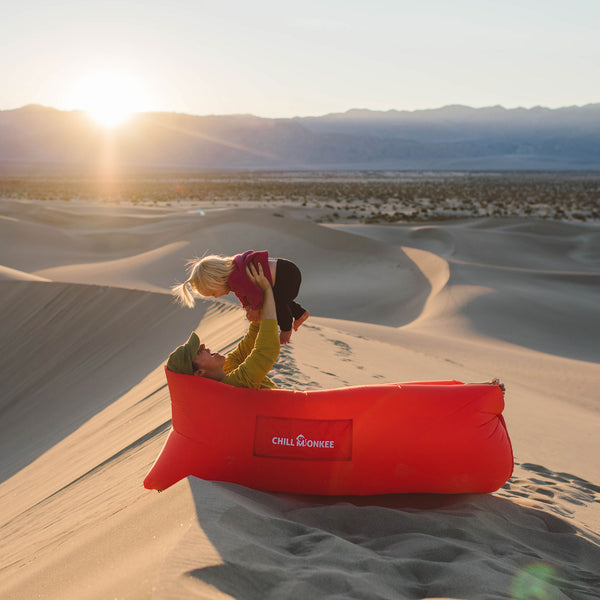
(210, 283), (230, 298)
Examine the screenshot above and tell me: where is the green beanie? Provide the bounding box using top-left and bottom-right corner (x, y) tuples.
(166, 332), (200, 375)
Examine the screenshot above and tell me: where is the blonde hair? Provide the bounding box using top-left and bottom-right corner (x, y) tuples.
(172, 255), (235, 307)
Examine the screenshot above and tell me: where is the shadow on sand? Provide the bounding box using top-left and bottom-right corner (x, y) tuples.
(154, 471), (600, 599)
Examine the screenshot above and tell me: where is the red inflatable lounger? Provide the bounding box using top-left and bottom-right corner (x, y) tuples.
(144, 368), (514, 495)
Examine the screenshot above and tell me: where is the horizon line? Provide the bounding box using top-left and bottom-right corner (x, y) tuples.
(2, 101), (599, 121)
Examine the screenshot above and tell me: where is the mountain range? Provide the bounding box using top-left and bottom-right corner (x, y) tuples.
(1, 103), (599, 173)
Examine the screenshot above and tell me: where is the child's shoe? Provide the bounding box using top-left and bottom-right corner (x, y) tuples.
(293, 311), (309, 331)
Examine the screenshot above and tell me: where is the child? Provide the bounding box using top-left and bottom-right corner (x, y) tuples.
(173, 250), (309, 344)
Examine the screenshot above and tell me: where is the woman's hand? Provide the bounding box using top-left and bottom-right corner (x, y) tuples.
(246, 262), (271, 291)
(246, 262), (277, 322)
(245, 307), (262, 322)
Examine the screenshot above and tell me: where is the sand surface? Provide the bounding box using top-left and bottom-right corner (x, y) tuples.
(1, 197), (599, 599)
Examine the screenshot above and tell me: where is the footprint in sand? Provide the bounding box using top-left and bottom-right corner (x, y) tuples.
(332, 339), (352, 359)
(271, 345), (321, 390)
(499, 461), (600, 523)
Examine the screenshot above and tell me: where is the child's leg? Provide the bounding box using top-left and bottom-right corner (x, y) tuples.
(273, 259), (306, 341)
(292, 305), (309, 331)
(290, 301), (306, 321)
(275, 301), (294, 337)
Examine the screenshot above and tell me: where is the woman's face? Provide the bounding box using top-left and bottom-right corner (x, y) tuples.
(192, 344), (226, 374)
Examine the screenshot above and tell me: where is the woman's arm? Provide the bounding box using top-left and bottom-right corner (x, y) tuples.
(225, 264), (276, 371)
(224, 321), (260, 372)
(222, 263), (280, 387)
(251, 263), (276, 320)
(223, 320), (279, 388)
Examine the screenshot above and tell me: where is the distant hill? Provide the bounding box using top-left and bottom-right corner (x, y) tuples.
(1, 103), (599, 173)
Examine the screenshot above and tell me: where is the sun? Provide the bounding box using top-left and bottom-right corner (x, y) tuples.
(69, 71), (149, 127)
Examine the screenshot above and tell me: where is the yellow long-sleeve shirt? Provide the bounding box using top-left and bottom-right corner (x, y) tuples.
(222, 319), (280, 389)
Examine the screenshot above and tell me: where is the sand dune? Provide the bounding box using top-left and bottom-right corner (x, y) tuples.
(330, 219), (600, 362)
(0, 264), (49, 281)
(0, 196), (598, 599)
(6, 202), (434, 326)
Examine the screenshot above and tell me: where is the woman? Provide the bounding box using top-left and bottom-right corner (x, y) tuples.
(166, 263), (280, 389)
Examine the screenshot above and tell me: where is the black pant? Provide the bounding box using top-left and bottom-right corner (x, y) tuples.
(273, 259), (306, 332)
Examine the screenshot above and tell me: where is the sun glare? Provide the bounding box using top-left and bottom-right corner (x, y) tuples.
(69, 71), (148, 127)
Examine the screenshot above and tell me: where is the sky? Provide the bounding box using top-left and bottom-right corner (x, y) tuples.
(2, 0), (599, 120)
